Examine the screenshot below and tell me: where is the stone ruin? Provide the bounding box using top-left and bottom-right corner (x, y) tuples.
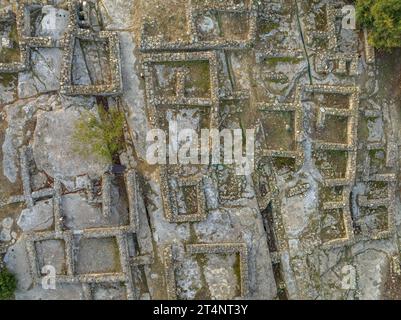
(60, 28), (122, 96)
(1, 0), (401, 300)
(0, 9), (29, 73)
(140, 0), (258, 51)
(164, 243), (249, 300)
(0, 144), (145, 299)
(0, 0), (122, 95)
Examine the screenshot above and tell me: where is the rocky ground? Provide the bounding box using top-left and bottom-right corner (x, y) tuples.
(1, 0), (401, 300)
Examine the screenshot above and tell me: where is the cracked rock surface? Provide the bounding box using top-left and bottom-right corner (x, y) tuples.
(1, 0), (401, 300)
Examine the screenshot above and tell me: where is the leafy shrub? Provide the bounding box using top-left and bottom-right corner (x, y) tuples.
(356, 0), (401, 49)
(73, 106), (126, 163)
(0, 267), (17, 300)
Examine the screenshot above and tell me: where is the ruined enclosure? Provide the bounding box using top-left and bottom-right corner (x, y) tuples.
(1, 0), (401, 301)
(164, 243), (249, 300)
(320, 208), (347, 243)
(174, 251), (242, 300)
(193, 10), (251, 42)
(141, 0), (189, 44)
(162, 169), (208, 222)
(75, 237), (122, 274)
(152, 61), (211, 99)
(140, 0), (257, 51)
(71, 37), (112, 86)
(155, 105), (211, 135)
(61, 30), (122, 95)
(314, 150), (349, 179)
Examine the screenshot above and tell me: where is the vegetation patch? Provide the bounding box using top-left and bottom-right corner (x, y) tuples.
(73, 105), (125, 163)
(259, 21), (280, 35)
(356, 0), (401, 49)
(0, 267), (17, 300)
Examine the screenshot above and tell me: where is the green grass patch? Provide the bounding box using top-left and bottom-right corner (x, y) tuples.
(73, 105), (125, 163)
(0, 267), (17, 300)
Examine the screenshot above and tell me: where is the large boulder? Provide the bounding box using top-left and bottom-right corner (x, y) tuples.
(17, 199), (54, 232)
(32, 107), (109, 182)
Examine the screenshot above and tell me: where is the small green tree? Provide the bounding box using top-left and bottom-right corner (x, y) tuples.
(73, 106), (126, 163)
(0, 267), (17, 300)
(356, 0), (401, 49)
